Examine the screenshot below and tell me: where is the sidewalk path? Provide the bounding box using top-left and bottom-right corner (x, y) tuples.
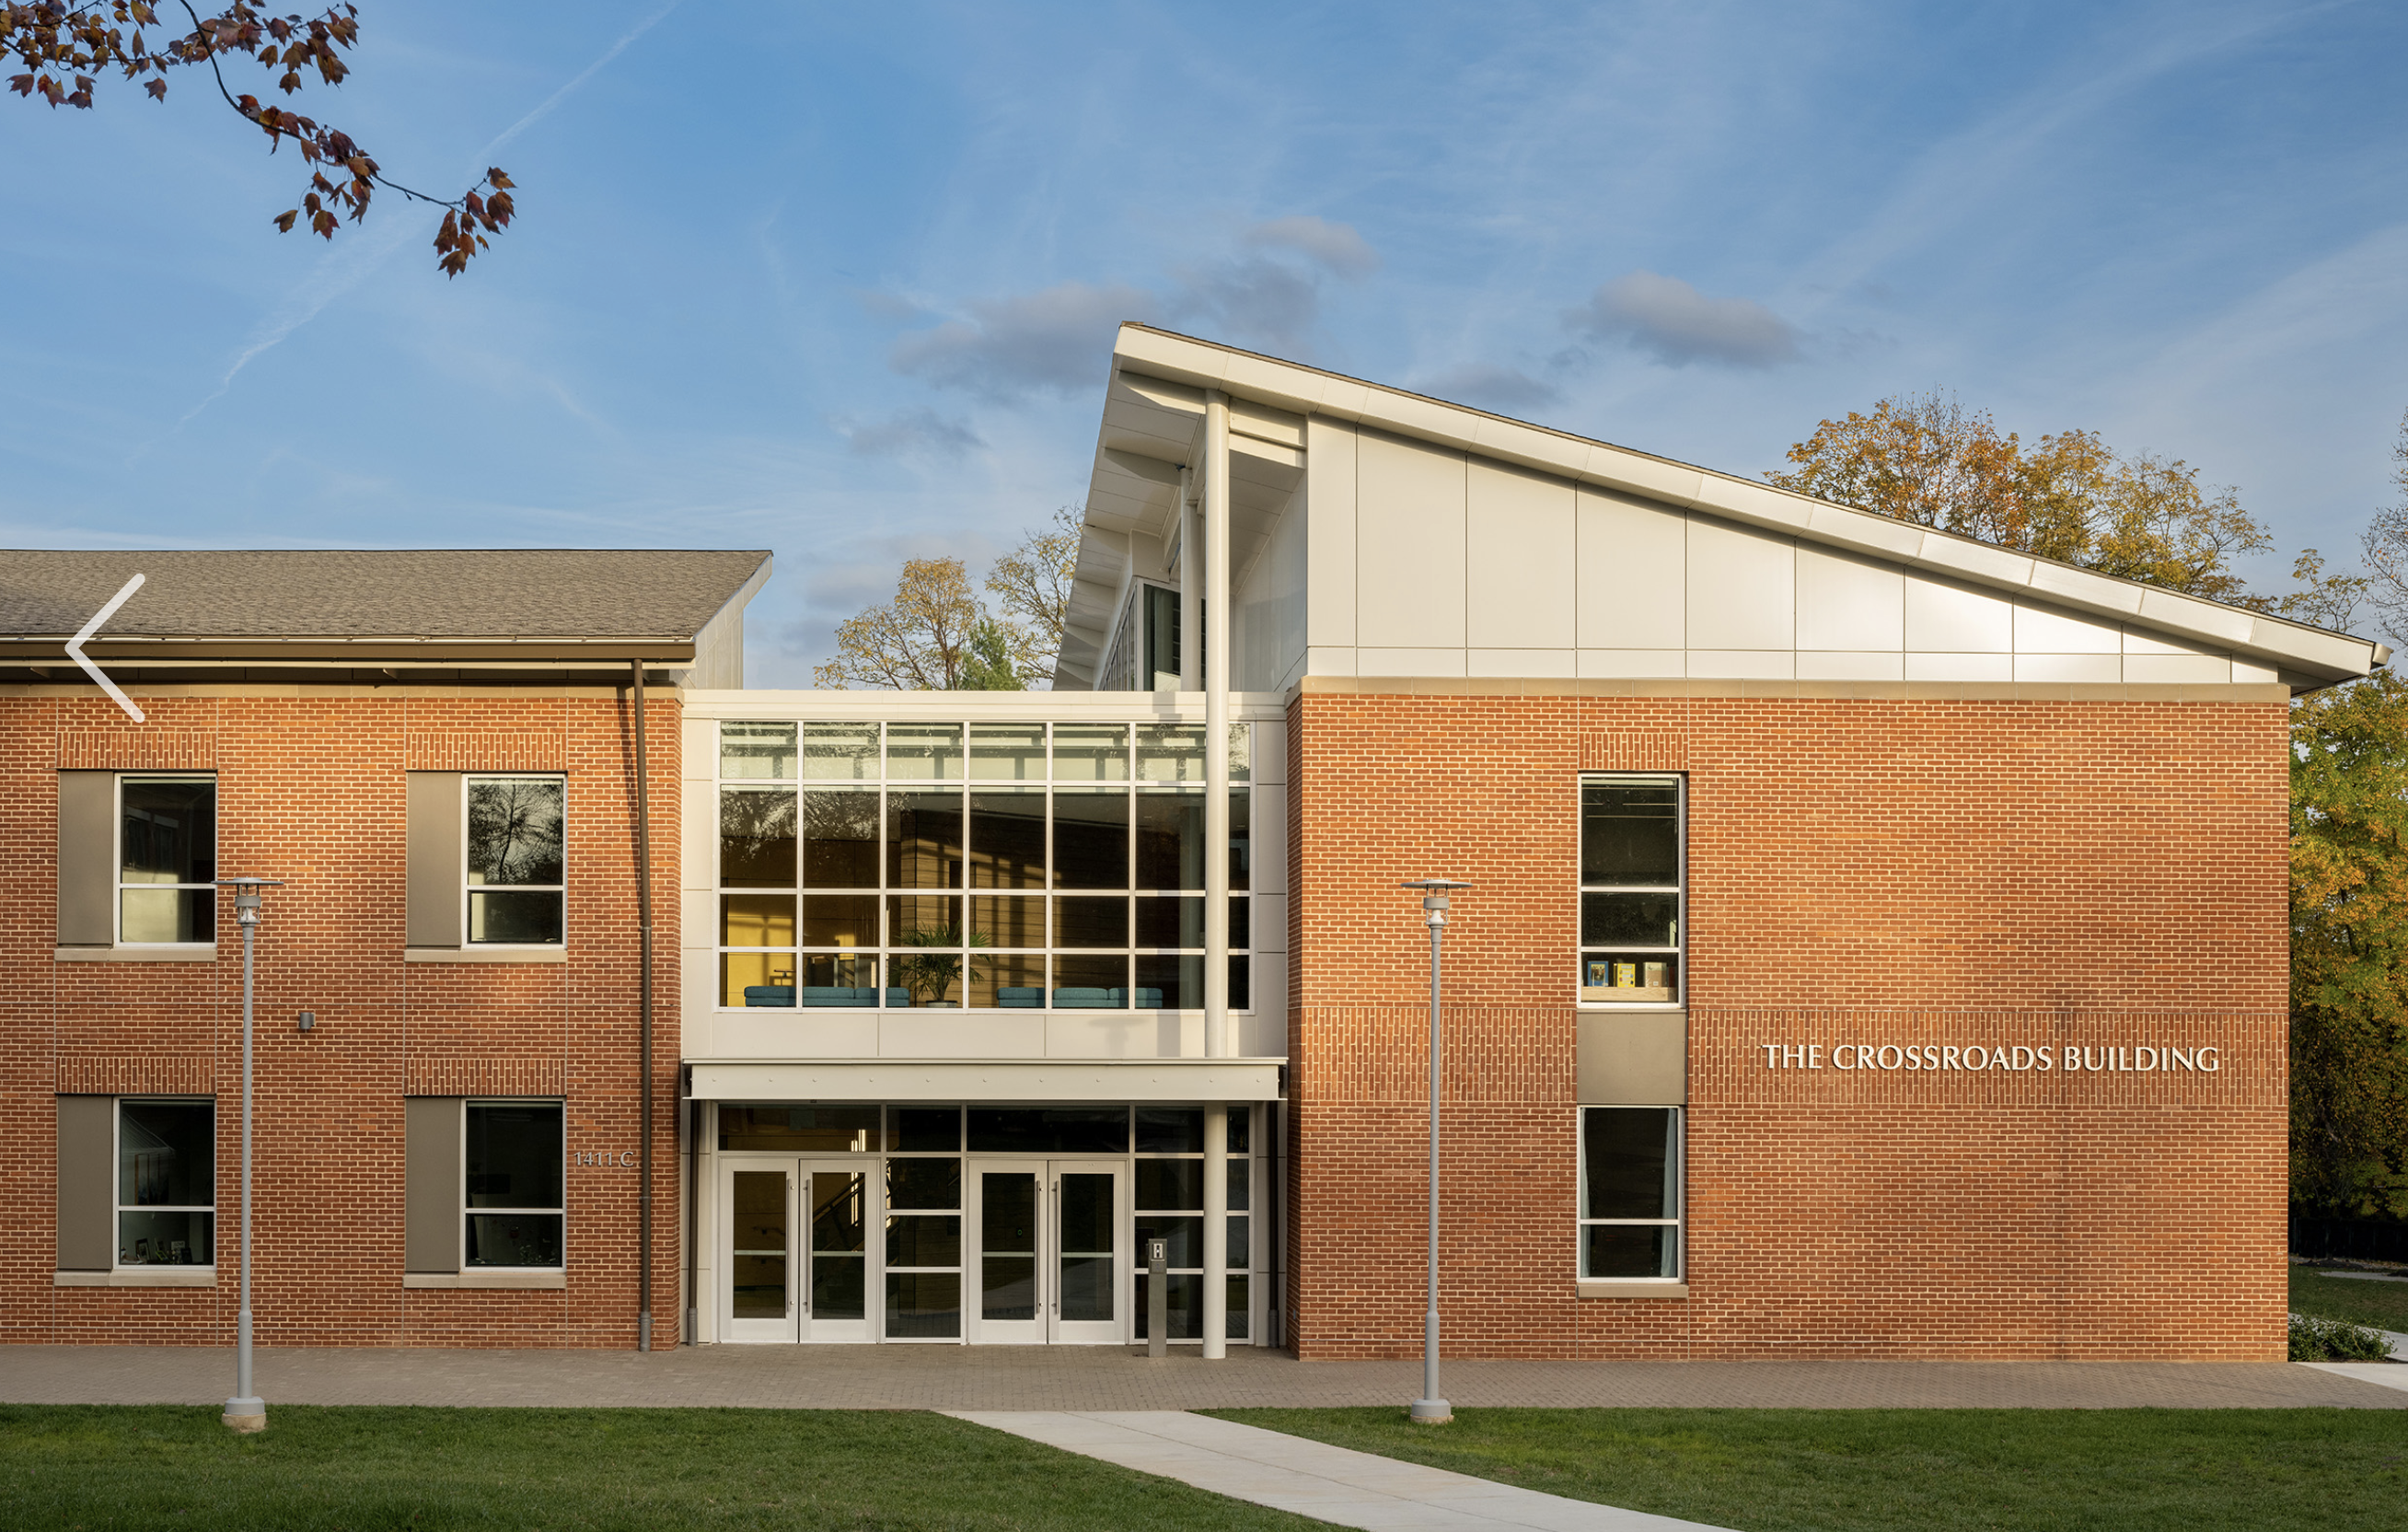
(1, 1345), (2402, 1410)
(950, 1410), (1734, 1532)
(2304, 1363), (2408, 1396)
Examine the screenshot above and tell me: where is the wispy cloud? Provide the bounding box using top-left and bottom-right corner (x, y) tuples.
(170, 0), (684, 432)
(1167, 215), (1380, 354)
(1566, 271), (1800, 368)
(889, 281), (1154, 400)
(1415, 361), (1562, 413)
(839, 407), (986, 462)
(1242, 215), (1380, 279)
(887, 215), (1382, 397)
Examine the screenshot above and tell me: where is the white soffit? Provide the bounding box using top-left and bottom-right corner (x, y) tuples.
(689, 1059), (1285, 1103)
(1083, 324), (2387, 686)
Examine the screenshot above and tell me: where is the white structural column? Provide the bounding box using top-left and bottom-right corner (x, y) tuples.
(1203, 1102), (1229, 1358)
(1201, 389), (1233, 1359)
(1178, 467), (1201, 691)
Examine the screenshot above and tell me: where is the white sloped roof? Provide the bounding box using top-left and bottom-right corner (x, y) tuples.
(1065, 323), (2384, 691)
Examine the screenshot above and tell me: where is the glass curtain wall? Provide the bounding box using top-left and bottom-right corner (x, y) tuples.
(715, 1103), (1259, 1342)
(718, 721), (1252, 1010)
(1133, 1108), (1250, 1341)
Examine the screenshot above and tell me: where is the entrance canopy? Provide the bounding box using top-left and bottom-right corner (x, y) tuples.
(689, 1058), (1283, 1102)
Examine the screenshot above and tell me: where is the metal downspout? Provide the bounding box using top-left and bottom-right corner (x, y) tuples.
(633, 658), (654, 1352)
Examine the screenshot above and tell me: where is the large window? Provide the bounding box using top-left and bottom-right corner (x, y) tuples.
(467, 776), (565, 945)
(716, 721), (1251, 1010)
(885, 1108), (963, 1339)
(118, 1099), (214, 1266)
(464, 1101), (564, 1268)
(1579, 774), (1683, 1004)
(119, 776), (215, 945)
(715, 1102), (1260, 1341)
(1133, 1108), (1250, 1341)
(1580, 1107), (1681, 1280)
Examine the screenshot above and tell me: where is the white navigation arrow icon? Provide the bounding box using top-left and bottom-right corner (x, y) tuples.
(67, 573), (147, 724)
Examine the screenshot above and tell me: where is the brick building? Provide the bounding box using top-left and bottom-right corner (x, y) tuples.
(3, 550), (764, 1349)
(6, 327), (2384, 1361)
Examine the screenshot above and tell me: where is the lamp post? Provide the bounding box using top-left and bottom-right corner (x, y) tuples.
(217, 876), (282, 1433)
(1399, 876), (1470, 1425)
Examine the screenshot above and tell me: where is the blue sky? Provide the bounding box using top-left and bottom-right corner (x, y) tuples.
(4, 0), (2404, 679)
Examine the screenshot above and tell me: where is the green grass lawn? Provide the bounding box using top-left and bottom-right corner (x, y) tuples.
(0, 1405), (1323, 1532)
(1210, 1407), (2408, 1532)
(2292, 1264), (2408, 1332)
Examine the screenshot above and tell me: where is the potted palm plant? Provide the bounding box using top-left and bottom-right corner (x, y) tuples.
(893, 925), (990, 1005)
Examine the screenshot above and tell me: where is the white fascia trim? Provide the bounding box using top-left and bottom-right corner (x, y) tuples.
(1105, 325), (2384, 684)
(689, 1058), (1285, 1102)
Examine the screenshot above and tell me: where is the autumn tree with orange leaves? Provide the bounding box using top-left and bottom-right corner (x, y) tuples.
(4, 2), (514, 274)
(1766, 391), (2293, 603)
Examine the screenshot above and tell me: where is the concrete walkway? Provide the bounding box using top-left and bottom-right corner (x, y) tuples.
(953, 1410), (1734, 1532)
(2305, 1363), (2408, 1396)
(2, 1344), (2403, 1410)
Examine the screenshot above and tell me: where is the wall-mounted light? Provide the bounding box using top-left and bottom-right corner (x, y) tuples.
(295, 1011), (315, 1033)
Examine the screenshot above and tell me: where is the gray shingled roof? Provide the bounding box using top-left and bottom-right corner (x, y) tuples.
(0, 550), (770, 640)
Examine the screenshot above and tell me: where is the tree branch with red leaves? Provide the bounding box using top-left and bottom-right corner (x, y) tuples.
(4, 2), (515, 276)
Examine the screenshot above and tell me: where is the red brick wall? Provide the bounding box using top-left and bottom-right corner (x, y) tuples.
(0, 690), (681, 1349)
(1286, 691), (2289, 1361)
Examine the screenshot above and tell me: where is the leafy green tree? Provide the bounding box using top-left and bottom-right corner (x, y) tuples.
(2290, 667), (2408, 1215)
(4, 2), (515, 274)
(955, 619), (1024, 691)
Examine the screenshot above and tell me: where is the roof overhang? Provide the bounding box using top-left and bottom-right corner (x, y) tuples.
(1070, 323), (2387, 692)
(688, 1058), (1285, 1103)
(0, 635), (699, 666)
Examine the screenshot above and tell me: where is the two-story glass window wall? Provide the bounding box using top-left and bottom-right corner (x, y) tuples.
(719, 722), (1252, 1010)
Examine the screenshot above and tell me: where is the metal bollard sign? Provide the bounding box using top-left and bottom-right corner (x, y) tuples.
(1146, 1237), (1168, 1358)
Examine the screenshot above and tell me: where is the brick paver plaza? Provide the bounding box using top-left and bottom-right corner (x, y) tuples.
(2, 1345), (2401, 1410)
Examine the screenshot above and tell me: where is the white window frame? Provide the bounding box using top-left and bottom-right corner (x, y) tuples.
(712, 721), (1253, 1013)
(462, 1098), (566, 1271)
(1131, 1106), (1256, 1345)
(463, 773), (567, 947)
(115, 1096), (216, 1271)
(1577, 1105), (1683, 1282)
(1577, 772), (1685, 1008)
(115, 772), (216, 948)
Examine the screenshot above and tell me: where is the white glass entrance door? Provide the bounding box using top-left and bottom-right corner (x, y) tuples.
(722, 1162), (797, 1342)
(722, 1159), (881, 1342)
(971, 1161), (1045, 1343)
(1052, 1166), (1124, 1344)
(802, 1162), (874, 1342)
(967, 1162), (1126, 1344)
